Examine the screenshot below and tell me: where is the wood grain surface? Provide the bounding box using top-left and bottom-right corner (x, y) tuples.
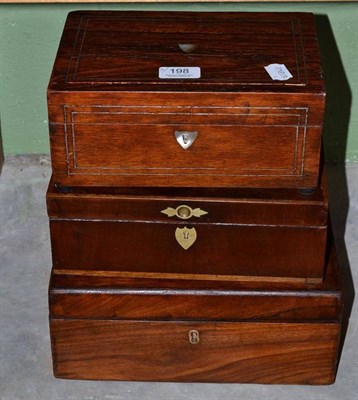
(50, 320), (340, 384)
(49, 12), (324, 91)
(48, 231), (342, 384)
(47, 168), (328, 280)
(49, 245), (341, 321)
(47, 11), (325, 188)
(49, 220), (327, 279)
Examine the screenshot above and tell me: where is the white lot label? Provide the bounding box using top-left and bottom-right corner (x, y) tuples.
(264, 64), (293, 81)
(159, 67), (201, 79)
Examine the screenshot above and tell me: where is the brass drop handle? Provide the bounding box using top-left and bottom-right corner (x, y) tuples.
(177, 205), (191, 219)
(188, 330), (200, 344)
(161, 205), (208, 220)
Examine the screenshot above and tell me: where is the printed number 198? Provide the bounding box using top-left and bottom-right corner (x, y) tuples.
(171, 68), (189, 74)
(159, 66), (200, 79)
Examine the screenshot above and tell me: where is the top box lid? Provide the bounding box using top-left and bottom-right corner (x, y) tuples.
(48, 11), (325, 93)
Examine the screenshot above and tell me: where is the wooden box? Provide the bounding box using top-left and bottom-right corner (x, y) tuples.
(49, 244), (342, 384)
(48, 11), (325, 189)
(47, 169), (328, 282)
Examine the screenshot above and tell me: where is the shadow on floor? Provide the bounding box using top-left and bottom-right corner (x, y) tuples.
(326, 165), (355, 369)
(315, 14), (354, 367)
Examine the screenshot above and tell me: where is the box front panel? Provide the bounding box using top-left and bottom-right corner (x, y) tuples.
(50, 319), (339, 384)
(49, 105), (321, 188)
(50, 219), (326, 280)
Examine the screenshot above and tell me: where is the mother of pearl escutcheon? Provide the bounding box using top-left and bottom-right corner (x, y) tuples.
(174, 131), (198, 149)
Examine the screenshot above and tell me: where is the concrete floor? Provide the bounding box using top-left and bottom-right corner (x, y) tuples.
(0, 155), (357, 400)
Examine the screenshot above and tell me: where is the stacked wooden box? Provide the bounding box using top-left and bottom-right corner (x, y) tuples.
(47, 11), (342, 384)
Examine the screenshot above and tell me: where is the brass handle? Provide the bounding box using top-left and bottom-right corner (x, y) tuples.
(189, 330), (200, 344)
(177, 205), (191, 219)
(161, 205), (208, 220)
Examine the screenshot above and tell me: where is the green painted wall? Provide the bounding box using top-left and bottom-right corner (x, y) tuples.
(0, 3), (357, 162)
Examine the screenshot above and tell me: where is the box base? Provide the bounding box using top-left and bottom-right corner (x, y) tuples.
(49, 245), (342, 384)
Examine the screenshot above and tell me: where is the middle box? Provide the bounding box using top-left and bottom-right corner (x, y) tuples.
(47, 171), (327, 282)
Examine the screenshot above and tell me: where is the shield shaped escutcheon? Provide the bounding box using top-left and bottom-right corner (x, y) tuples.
(175, 227), (197, 250)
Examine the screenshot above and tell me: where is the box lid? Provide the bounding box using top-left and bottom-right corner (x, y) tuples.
(48, 11), (325, 94)
(47, 173), (328, 226)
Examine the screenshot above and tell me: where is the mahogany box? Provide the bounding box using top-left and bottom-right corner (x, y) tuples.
(49, 244), (342, 384)
(48, 11), (325, 189)
(47, 169), (328, 282)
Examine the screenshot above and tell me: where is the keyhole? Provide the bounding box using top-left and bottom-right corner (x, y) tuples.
(189, 330), (200, 344)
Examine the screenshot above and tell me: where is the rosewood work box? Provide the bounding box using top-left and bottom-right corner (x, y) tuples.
(48, 11), (325, 189)
(46, 11), (343, 385)
(49, 244), (342, 384)
(47, 170), (328, 281)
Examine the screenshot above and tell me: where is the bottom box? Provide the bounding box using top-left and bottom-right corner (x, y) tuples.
(49, 245), (342, 384)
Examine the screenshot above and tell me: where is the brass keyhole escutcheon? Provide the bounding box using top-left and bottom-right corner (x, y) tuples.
(189, 330), (200, 344)
(175, 226), (197, 250)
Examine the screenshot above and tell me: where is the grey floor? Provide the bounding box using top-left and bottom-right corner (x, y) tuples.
(0, 155), (357, 400)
